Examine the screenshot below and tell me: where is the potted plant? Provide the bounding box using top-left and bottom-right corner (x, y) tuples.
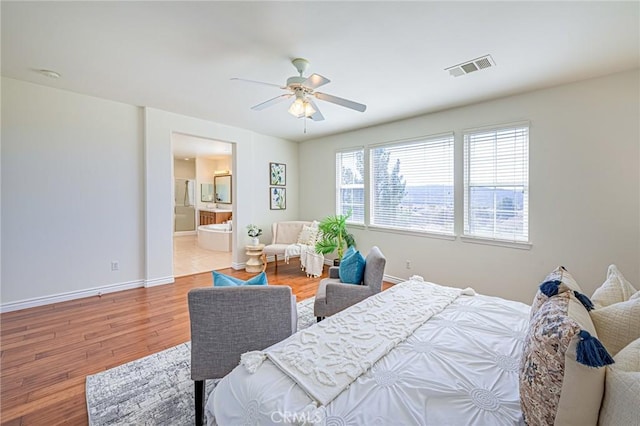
(315, 212), (356, 265)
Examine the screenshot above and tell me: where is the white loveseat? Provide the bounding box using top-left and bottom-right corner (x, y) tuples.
(263, 221), (317, 271)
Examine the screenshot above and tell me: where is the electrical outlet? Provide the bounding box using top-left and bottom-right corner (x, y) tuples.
(405, 260), (411, 269)
(111, 261), (119, 271)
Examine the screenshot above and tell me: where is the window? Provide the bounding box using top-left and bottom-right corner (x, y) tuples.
(336, 149), (364, 224)
(370, 134), (454, 234)
(463, 123), (529, 242)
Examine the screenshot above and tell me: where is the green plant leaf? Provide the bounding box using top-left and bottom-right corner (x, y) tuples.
(314, 211), (355, 257)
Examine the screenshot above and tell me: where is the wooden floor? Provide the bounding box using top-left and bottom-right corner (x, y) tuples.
(0, 261), (391, 425)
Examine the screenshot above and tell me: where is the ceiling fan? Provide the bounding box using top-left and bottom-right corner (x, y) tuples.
(232, 58), (366, 122)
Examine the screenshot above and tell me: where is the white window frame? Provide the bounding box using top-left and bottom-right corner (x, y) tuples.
(368, 133), (455, 237)
(462, 122), (530, 248)
(335, 148), (365, 225)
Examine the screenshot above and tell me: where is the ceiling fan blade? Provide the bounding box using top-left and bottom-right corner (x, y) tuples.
(251, 94), (293, 111)
(307, 99), (324, 121)
(314, 92), (367, 112)
(231, 77), (285, 89)
(303, 73), (331, 89)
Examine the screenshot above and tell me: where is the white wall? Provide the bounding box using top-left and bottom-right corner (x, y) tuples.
(196, 157), (216, 211)
(1, 78), (300, 309)
(299, 70), (640, 303)
(173, 158), (195, 179)
(1, 77), (145, 305)
(194, 156), (234, 211)
(212, 158), (231, 174)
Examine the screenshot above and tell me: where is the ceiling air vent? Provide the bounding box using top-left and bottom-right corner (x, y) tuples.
(446, 55), (495, 77)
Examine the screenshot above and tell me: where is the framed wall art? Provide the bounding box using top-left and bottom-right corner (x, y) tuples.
(270, 187), (286, 210)
(270, 162), (286, 186)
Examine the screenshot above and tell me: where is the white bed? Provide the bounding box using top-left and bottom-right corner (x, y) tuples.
(206, 279), (530, 425)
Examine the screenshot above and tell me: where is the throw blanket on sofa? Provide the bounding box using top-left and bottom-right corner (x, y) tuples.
(262, 279), (462, 405)
(284, 244), (324, 277)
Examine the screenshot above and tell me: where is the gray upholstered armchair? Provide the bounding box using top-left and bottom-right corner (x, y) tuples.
(314, 246), (386, 321)
(188, 286), (297, 426)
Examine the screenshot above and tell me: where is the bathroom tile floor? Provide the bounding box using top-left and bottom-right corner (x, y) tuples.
(173, 235), (232, 277)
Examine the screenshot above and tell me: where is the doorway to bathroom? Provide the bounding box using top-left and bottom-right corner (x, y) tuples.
(172, 132), (234, 277)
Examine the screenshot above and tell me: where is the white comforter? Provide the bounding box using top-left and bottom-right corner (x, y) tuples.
(207, 282), (530, 426)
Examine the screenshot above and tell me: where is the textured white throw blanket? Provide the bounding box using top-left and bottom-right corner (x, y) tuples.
(262, 279), (462, 406)
(284, 244), (324, 277)
(300, 247), (324, 277)
(284, 243), (302, 262)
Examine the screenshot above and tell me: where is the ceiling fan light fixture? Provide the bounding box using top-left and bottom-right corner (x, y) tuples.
(288, 98), (315, 118)
(288, 98), (305, 117)
(303, 101), (316, 117)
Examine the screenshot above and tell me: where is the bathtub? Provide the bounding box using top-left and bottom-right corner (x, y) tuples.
(197, 224), (232, 252)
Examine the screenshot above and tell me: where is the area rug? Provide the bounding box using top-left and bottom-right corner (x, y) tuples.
(86, 296), (316, 425)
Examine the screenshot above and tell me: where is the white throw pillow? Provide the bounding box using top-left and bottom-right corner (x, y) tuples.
(590, 297), (640, 356)
(598, 338), (640, 426)
(296, 225), (318, 246)
(591, 265), (637, 308)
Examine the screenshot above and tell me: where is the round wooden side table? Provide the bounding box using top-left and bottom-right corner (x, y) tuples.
(245, 244), (266, 273)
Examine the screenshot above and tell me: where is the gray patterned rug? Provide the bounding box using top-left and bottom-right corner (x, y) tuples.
(86, 297), (316, 425)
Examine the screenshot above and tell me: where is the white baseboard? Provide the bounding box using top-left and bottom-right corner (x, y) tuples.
(383, 274), (405, 284)
(231, 262), (245, 270)
(0, 279), (146, 313)
(145, 276), (174, 287)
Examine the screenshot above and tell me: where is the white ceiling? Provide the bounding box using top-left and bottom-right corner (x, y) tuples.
(2, 1), (638, 142)
(172, 133), (231, 160)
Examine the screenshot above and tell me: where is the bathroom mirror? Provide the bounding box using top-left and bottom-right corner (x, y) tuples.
(214, 174), (232, 204)
(201, 183), (214, 202)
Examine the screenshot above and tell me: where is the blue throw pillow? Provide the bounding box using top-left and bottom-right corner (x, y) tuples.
(213, 271), (268, 287)
(341, 246), (356, 261)
(339, 247), (366, 284)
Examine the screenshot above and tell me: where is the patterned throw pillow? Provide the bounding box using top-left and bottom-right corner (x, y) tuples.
(590, 298), (640, 356)
(598, 338), (640, 426)
(591, 264), (638, 308)
(529, 266), (586, 318)
(213, 271), (268, 287)
(520, 291), (613, 426)
(339, 246), (365, 284)
(296, 225), (318, 246)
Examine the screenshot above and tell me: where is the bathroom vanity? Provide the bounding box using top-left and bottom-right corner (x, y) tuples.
(199, 210), (232, 225)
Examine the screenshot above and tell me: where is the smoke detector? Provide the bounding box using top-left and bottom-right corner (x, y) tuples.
(445, 55), (495, 77)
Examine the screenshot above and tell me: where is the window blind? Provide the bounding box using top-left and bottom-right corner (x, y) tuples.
(335, 149), (365, 224)
(370, 134), (454, 234)
(463, 124), (529, 242)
